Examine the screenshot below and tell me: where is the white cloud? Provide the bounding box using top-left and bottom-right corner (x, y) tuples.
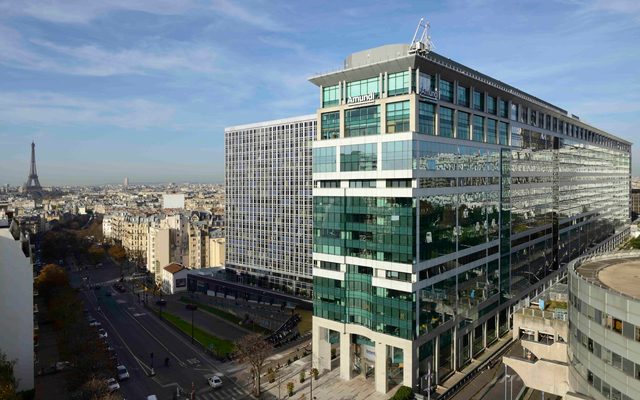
(0, 0), (195, 24)
(210, 0), (286, 32)
(0, 92), (176, 129)
(0, 24), (217, 76)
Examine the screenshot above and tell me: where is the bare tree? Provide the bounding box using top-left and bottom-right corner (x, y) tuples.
(235, 334), (272, 397)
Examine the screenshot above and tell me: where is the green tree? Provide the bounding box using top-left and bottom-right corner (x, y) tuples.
(0, 350), (17, 400)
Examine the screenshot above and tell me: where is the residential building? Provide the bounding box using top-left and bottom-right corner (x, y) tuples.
(309, 43), (631, 394)
(0, 219), (34, 392)
(225, 115), (315, 295)
(504, 251), (640, 400)
(161, 263), (189, 294)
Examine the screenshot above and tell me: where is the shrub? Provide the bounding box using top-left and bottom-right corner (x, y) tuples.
(390, 385), (414, 400)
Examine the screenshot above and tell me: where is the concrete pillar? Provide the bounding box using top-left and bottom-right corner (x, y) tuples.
(311, 321), (332, 373)
(375, 341), (387, 393)
(340, 331), (352, 380)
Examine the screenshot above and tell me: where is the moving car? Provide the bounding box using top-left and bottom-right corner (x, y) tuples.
(207, 375), (222, 388)
(116, 365), (130, 380)
(106, 378), (120, 392)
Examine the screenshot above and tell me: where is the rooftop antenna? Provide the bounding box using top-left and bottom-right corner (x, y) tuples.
(409, 18), (433, 56)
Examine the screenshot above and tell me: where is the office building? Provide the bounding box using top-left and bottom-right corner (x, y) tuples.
(225, 115), (315, 295)
(309, 42), (631, 394)
(505, 251), (640, 400)
(0, 219), (34, 392)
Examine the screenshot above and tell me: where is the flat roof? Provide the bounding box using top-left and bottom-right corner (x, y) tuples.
(576, 256), (640, 300)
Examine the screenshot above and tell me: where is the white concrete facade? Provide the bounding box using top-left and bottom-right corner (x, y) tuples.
(0, 222), (34, 392)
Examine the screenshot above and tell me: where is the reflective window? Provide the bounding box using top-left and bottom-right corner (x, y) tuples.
(457, 111), (470, 140)
(473, 90), (484, 111)
(487, 95), (497, 115)
(457, 85), (470, 107)
(382, 141), (412, 170)
(322, 85), (340, 107)
(321, 111), (340, 139)
(386, 101), (410, 133)
(313, 147), (336, 173)
(487, 119), (497, 144)
(439, 79), (453, 102)
(473, 115), (485, 142)
(347, 77), (379, 98)
(340, 143), (377, 171)
(439, 107), (454, 138)
(419, 101), (435, 135)
(388, 71), (410, 96)
(499, 122), (508, 145)
(499, 99), (508, 118)
(345, 105), (380, 137)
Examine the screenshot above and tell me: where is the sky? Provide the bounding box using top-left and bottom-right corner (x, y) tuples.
(0, 0), (638, 185)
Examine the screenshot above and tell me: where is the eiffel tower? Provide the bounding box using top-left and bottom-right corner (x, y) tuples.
(24, 141), (43, 198)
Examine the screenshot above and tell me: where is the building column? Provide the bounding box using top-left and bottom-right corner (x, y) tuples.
(312, 320), (332, 373)
(340, 331), (352, 380)
(375, 341), (387, 393)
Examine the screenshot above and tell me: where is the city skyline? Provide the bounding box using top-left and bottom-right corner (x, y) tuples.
(0, 0), (638, 185)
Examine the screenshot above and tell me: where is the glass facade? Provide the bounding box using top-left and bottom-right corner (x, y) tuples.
(313, 146), (336, 173)
(386, 101), (410, 133)
(347, 77), (380, 98)
(388, 71), (410, 96)
(341, 143), (377, 172)
(312, 56), (631, 393)
(321, 111), (340, 139)
(439, 107), (454, 138)
(439, 79), (453, 102)
(419, 102), (435, 135)
(323, 85), (340, 107)
(345, 105), (380, 137)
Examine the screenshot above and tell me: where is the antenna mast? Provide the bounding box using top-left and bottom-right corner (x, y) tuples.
(409, 18), (433, 56)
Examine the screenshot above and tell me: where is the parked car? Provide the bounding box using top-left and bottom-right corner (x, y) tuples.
(98, 328), (108, 338)
(207, 375), (222, 388)
(116, 365), (130, 380)
(106, 378), (120, 392)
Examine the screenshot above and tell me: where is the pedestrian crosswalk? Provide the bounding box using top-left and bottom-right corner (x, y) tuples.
(196, 385), (251, 399)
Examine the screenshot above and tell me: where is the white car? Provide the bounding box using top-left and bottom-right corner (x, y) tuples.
(98, 328), (108, 338)
(116, 365), (130, 380)
(207, 375), (222, 388)
(106, 378), (120, 392)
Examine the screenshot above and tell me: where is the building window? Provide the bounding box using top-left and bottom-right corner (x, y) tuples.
(321, 111), (340, 139)
(347, 77), (379, 98)
(499, 121), (508, 145)
(473, 90), (484, 112)
(439, 79), (453, 102)
(313, 147), (336, 173)
(345, 105), (380, 137)
(323, 85), (340, 107)
(457, 85), (470, 107)
(388, 71), (410, 96)
(487, 95), (497, 115)
(419, 102), (435, 135)
(386, 101), (410, 133)
(439, 107), (454, 138)
(457, 111), (470, 140)
(382, 140), (412, 170)
(487, 119), (497, 144)
(499, 99), (508, 118)
(340, 143), (377, 171)
(473, 115), (484, 142)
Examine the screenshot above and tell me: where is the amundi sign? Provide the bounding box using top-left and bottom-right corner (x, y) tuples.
(347, 92), (376, 105)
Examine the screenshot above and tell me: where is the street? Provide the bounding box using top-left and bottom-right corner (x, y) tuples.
(71, 256), (252, 400)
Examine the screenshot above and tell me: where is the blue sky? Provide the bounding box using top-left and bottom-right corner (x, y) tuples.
(0, 0), (638, 185)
